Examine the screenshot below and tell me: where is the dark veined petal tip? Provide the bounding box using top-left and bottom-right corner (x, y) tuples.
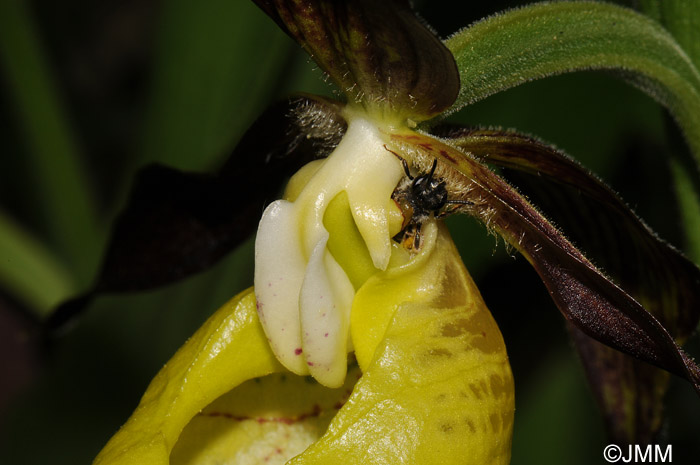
(436, 128), (700, 397)
(388, 130), (700, 397)
(433, 126), (700, 321)
(253, 0), (459, 122)
(437, 126), (700, 338)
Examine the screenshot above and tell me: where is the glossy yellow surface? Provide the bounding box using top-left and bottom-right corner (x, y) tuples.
(254, 117), (404, 383)
(171, 366), (362, 465)
(94, 187), (514, 465)
(93, 289), (283, 465)
(293, 224), (515, 465)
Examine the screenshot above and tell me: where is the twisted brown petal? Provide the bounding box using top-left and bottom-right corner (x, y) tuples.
(434, 127), (700, 441)
(389, 130), (700, 397)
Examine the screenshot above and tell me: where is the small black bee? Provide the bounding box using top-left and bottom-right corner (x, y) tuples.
(386, 146), (472, 250)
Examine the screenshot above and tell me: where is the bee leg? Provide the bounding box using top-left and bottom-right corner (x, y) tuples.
(413, 223), (422, 250)
(445, 199), (474, 207)
(437, 199), (474, 218)
(435, 209), (450, 220)
(436, 205), (457, 219)
(392, 227), (407, 243)
(383, 144), (413, 180)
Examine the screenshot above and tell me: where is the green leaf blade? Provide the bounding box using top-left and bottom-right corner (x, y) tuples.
(640, 0), (700, 68)
(444, 1), (700, 164)
(636, 0), (700, 266)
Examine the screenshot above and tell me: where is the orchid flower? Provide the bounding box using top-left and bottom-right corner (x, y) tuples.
(89, 1), (700, 464)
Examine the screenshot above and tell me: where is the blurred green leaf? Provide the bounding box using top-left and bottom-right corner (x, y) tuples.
(138, 0), (294, 172)
(511, 352), (602, 465)
(0, 0), (101, 284)
(444, 2), (700, 167)
(0, 209), (74, 316)
(671, 157), (700, 261)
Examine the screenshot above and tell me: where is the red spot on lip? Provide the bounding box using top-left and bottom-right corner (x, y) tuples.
(324, 333), (329, 337)
(294, 348), (303, 355)
(307, 361), (315, 366)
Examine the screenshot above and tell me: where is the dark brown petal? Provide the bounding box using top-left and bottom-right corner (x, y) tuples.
(433, 127), (700, 340)
(390, 131), (700, 396)
(433, 127), (700, 442)
(568, 324), (669, 444)
(47, 96), (346, 331)
(253, 0), (459, 122)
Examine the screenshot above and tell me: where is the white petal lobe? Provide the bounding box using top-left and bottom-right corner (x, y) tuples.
(300, 235), (355, 388)
(346, 148), (403, 270)
(254, 200), (309, 375)
(253, 115), (406, 387)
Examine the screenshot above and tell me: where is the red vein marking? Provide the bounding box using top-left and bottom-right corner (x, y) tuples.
(200, 404), (323, 425)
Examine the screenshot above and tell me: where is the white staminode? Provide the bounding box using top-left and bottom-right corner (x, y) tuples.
(254, 117), (403, 387)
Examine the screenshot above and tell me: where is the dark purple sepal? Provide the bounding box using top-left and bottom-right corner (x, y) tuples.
(253, 0), (459, 122)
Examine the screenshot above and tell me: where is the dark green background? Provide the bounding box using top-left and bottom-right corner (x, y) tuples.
(1, 0), (698, 464)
